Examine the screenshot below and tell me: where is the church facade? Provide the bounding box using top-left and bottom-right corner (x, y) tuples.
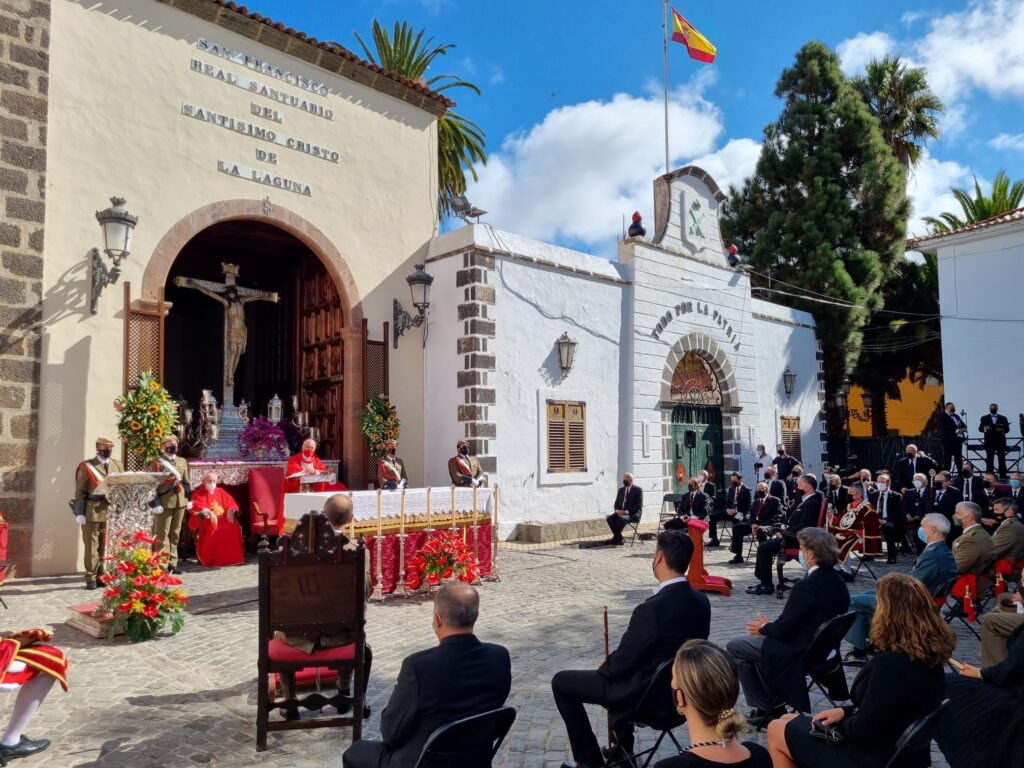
(1, 0), (825, 574)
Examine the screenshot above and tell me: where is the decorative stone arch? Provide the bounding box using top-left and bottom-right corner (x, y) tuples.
(658, 333), (744, 490)
(141, 199), (363, 326)
(140, 198), (366, 486)
(660, 333), (739, 410)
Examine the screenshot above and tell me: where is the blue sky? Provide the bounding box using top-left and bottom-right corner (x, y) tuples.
(252, 0), (1024, 255)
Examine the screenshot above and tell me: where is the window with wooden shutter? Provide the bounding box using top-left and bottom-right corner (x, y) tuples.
(547, 400), (587, 473)
(780, 417), (802, 462)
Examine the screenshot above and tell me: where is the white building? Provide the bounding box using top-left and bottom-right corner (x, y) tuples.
(909, 208), (1024, 442)
(423, 168), (826, 539)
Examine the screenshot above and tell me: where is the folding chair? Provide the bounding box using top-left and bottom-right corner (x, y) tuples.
(756, 612), (857, 729)
(882, 699), (950, 768)
(605, 659), (686, 768)
(657, 494), (683, 537)
(941, 575), (981, 640)
(412, 706), (516, 768)
(838, 534), (878, 581)
(625, 511), (644, 547)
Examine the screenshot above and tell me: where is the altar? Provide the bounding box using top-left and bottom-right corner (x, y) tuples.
(188, 459), (341, 488)
(283, 487), (499, 597)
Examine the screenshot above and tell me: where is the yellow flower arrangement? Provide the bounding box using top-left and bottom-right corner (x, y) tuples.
(130, 421), (142, 431)
(115, 371), (179, 464)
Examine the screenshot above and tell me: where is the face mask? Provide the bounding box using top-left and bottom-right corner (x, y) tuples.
(913, 479), (924, 490)
(764, 473), (771, 481)
(990, 408), (998, 414)
(798, 552), (807, 569)
(731, 479), (740, 487)
(876, 482), (888, 493)
(933, 480), (944, 490)
(1011, 480), (1021, 489)
(387, 448), (396, 457)
(777, 450), (785, 456)
(954, 517), (964, 527)
(302, 450), (314, 459)
(984, 480), (994, 489)
(204, 482), (216, 494)
(963, 469), (973, 476)
(623, 479), (632, 487)
(917, 527), (928, 543)
(98, 448), (112, 459)
(459, 447), (469, 456)
(165, 446), (177, 456)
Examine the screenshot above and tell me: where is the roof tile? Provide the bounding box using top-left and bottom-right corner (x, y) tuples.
(907, 207), (1024, 249)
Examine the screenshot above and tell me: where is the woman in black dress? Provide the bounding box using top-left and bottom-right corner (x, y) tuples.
(654, 639), (770, 768)
(767, 572), (955, 768)
(935, 619), (1024, 767)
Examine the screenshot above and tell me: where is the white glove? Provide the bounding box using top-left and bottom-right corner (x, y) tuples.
(75, 514), (87, 526)
(471, 478), (480, 487)
(398, 479), (406, 490)
(186, 501), (193, 511)
(153, 505), (165, 514)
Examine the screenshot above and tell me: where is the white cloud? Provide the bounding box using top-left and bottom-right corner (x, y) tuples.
(489, 65), (505, 86)
(837, 0), (1024, 137)
(837, 32), (894, 75)
(905, 151), (974, 237)
(900, 10), (929, 26)
(686, 138), (762, 194)
(988, 132), (1024, 151)
(468, 77), (726, 253)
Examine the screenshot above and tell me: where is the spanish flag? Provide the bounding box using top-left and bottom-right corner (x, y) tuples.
(671, 8), (717, 64)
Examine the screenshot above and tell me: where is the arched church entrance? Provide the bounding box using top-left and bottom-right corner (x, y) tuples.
(659, 333), (741, 495)
(129, 201), (366, 487)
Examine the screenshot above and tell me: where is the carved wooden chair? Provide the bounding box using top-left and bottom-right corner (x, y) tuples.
(256, 511), (366, 751)
(249, 466), (285, 545)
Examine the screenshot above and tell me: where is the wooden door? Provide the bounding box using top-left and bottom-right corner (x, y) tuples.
(671, 404), (723, 499)
(298, 260), (343, 460)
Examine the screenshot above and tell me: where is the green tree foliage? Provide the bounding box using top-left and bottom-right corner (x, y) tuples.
(355, 20), (486, 219)
(851, 55), (943, 172)
(850, 56), (943, 434)
(721, 42), (908, 393)
(923, 170), (1024, 233)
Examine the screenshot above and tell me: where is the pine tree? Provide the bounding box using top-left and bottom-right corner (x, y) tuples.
(722, 42), (908, 396)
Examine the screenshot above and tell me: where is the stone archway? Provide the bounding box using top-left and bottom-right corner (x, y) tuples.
(658, 334), (743, 491)
(140, 199), (366, 486)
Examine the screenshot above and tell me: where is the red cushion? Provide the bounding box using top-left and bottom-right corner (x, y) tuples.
(267, 637), (355, 663)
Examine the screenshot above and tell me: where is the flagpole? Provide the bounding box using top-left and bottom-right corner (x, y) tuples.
(662, 0), (670, 175)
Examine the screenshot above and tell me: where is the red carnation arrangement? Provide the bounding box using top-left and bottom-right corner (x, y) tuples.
(99, 530), (188, 643)
(405, 530), (480, 591)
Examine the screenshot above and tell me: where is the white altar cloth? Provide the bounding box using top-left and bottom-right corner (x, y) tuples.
(283, 487), (494, 522)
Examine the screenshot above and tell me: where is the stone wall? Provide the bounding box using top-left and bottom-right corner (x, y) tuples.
(0, 0), (48, 574)
(456, 252), (497, 474)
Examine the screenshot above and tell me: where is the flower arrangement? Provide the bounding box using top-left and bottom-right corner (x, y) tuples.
(405, 530), (480, 591)
(361, 394), (400, 460)
(99, 531), (188, 643)
(238, 417), (289, 459)
(114, 371), (179, 464)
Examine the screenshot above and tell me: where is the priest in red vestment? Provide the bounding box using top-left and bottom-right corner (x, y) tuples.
(284, 438), (328, 494)
(189, 471), (245, 567)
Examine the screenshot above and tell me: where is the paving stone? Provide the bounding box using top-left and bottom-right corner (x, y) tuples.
(0, 525), (960, 767)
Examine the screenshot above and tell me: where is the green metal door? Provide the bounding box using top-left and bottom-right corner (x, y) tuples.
(671, 405), (724, 501)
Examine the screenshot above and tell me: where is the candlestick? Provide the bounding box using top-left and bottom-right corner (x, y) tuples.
(395, 489), (407, 597)
(426, 486), (433, 532)
(450, 485), (457, 531)
(471, 485), (481, 584)
(348, 491), (355, 540)
(371, 490), (384, 601)
(486, 485), (501, 582)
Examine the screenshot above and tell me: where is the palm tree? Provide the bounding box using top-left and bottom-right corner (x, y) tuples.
(851, 55), (943, 171)
(355, 21), (486, 218)
(922, 170), (1024, 233)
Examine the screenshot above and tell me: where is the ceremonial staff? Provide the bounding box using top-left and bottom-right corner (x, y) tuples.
(603, 606), (612, 749)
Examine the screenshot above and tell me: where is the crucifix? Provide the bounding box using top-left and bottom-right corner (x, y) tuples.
(173, 263), (279, 408)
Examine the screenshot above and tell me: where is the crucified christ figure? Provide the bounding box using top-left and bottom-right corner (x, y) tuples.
(173, 263), (279, 391)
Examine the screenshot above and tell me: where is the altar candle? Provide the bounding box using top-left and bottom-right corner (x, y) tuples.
(472, 485), (479, 526)
(451, 485), (457, 529)
(426, 487), (432, 531)
(400, 489), (406, 532)
(348, 492), (355, 539)
(494, 486), (500, 558)
(376, 489), (382, 539)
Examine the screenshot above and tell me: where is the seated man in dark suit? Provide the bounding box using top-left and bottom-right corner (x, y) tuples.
(845, 513), (958, 663)
(928, 471), (963, 545)
(891, 443), (936, 493)
(343, 584), (511, 768)
(728, 527), (849, 723)
(553, 531), (711, 768)
(902, 472), (929, 554)
(605, 473), (643, 546)
(763, 466), (788, 504)
(717, 472), (751, 552)
(747, 474), (823, 595)
(666, 478), (708, 530)
(951, 462), (984, 506)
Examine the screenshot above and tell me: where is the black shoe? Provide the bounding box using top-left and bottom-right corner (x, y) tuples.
(283, 708), (299, 721)
(85, 580), (97, 590)
(612, 537), (625, 546)
(747, 584), (774, 595)
(728, 555), (744, 564)
(840, 571), (856, 583)
(0, 736), (51, 760)
(844, 649), (868, 667)
(170, 567), (182, 575)
(886, 556), (896, 564)
(748, 706), (786, 728)
(705, 541), (721, 548)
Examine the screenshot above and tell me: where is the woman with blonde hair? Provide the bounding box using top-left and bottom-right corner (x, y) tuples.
(767, 572), (954, 768)
(655, 639), (770, 767)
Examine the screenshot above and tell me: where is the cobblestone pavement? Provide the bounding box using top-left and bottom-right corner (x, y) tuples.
(3, 526), (966, 767)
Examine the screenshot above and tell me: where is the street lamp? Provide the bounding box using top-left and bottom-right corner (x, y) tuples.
(556, 332), (578, 374)
(393, 264), (434, 348)
(782, 367), (796, 399)
(90, 197), (138, 314)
